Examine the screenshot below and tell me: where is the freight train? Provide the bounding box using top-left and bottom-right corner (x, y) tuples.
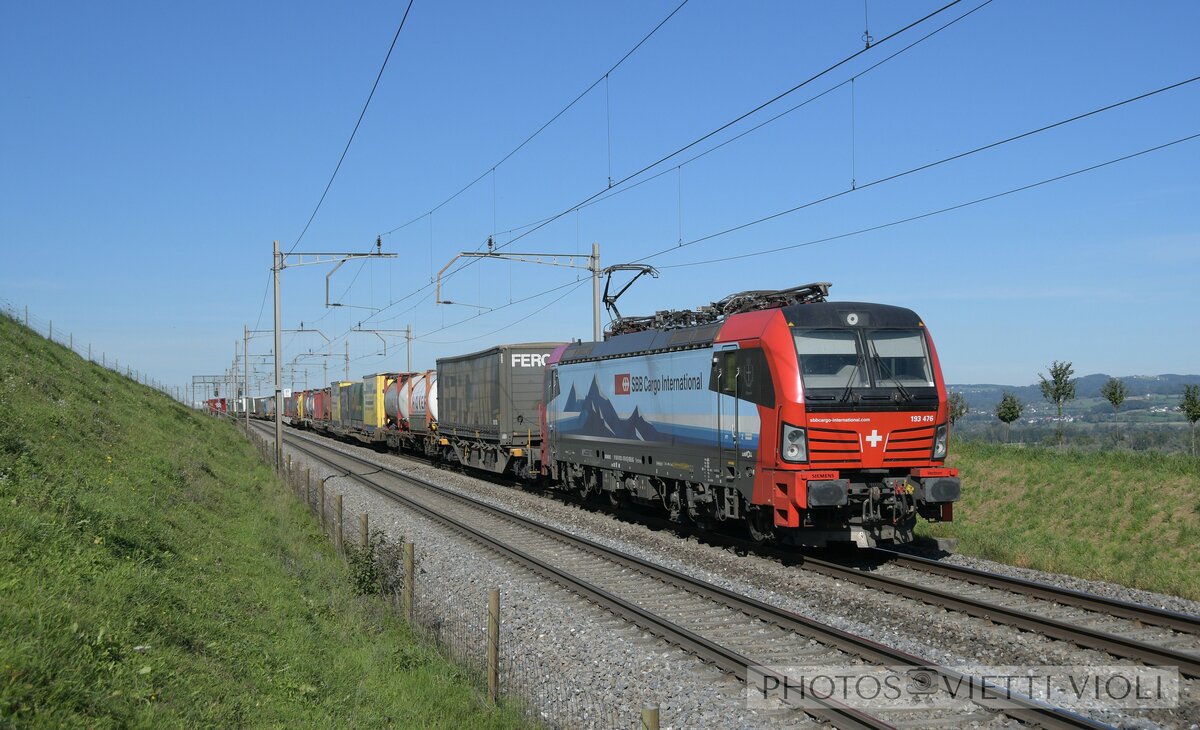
(250, 283), (960, 548)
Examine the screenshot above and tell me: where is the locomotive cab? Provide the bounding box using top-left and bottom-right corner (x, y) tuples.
(758, 301), (960, 547)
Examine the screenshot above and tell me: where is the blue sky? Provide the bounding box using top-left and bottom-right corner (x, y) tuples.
(2, 0), (1197, 401)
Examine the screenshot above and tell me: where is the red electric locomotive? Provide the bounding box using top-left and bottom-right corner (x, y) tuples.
(543, 283), (959, 547)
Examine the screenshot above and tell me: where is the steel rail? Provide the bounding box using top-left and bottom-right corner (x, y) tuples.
(869, 548), (1200, 635)
(795, 553), (1200, 678)
(256, 421), (1108, 730)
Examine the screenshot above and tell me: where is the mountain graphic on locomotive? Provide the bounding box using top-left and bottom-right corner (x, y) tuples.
(261, 282), (959, 549)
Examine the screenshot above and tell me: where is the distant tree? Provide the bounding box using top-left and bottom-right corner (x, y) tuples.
(1101, 377), (1127, 415)
(995, 391), (1023, 443)
(1181, 385), (1200, 457)
(1101, 376), (1127, 441)
(947, 392), (969, 427)
(1039, 360), (1077, 445)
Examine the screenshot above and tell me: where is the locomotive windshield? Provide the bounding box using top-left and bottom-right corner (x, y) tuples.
(793, 329), (868, 388)
(864, 329), (934, 387)
(794, 327), (937, 410)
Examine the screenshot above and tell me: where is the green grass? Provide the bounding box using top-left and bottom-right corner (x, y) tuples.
(920, 439), (1200, 600)
(0, 314), (528, 728)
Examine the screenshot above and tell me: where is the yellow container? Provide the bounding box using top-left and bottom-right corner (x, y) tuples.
(362, 373), (399, 431)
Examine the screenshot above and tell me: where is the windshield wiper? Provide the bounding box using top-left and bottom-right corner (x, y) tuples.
(839, 354), (864, 403)
(868, 343), (913, 403)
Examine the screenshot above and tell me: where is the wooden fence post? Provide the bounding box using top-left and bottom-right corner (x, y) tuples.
(335, 494), (343, 551)
(641, 704), (660, 730)
(317, 481), (325, 531)
(403, 542), (415, 622)
(359, 513), (368, 548)
(305, 469), (311, 509)
(488, 587), (500, 705)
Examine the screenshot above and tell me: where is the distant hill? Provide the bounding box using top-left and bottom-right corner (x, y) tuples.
(951, 374), (1200, 411)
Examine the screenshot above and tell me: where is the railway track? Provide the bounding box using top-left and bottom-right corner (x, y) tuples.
(814, 549), (1200, 677)
(624, 501), (1200, 679)
(253, 421), (1105, 729)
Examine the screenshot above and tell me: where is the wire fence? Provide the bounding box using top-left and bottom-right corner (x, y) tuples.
(252, 430), (656, 729)
(0, 297), (189, 404)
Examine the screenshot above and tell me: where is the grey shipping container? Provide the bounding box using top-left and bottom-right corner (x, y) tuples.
(437, 342), (564, 445)
(336, 382), (359, 430)
(348, 381), (364, 430)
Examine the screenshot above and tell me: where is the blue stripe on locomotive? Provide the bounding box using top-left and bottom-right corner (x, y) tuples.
(548, 347), (762, 451)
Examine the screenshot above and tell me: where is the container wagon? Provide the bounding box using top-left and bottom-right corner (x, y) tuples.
(437, 343), (565, 477)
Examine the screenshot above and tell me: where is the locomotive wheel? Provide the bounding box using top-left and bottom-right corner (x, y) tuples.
(746, 509), (775, 545)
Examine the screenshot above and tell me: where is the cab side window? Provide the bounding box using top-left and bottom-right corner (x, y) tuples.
(710, 348), (775, 407)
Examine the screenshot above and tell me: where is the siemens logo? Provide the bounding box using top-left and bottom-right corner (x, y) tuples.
(511, 353), (549, 368)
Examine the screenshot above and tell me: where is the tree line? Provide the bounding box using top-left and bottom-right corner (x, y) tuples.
(946, 361), (1200, 456)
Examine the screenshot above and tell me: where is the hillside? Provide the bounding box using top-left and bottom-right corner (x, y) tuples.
(920, 440), (1200, 600)
(0, 314), (524, 727)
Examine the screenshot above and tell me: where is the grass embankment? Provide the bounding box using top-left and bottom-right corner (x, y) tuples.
(0, 314), (525, 728)
(920, 440), (1200, 600)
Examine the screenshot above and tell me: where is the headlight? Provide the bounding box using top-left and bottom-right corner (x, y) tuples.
(781, 423), (807, 463)
(932, 424), (948, 460)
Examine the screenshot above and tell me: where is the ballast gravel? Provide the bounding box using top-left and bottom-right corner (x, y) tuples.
(274, 429), (1199, 729)
(277, 438), (808, 729)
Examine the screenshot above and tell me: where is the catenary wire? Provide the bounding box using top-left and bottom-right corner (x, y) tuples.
(329, 274), (581, 362)
(270, 72), (1194, 368)
(252, 272), (272, 331)
(346, 278), (587, 365)
(379, 0), (692, 238)
(334, 1), (694, 338)
(652, 132), (1200, 269)
(357, 0), (975, 330)
(367, 80), (1197, 351)
(631, 74), (1200, 263)
(485, 0), (969, 255)
(289, 0), (417, 254)
(351, 130), (1199, 366)
(537, 0), (996, 222)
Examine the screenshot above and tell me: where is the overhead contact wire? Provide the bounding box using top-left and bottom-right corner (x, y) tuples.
(363, 0), (978, 331)
(634, 73), (1200, 263)
(289, 0), (417, 254)
(529, 0), (995, 220)
(655, 132), (1200, 269)
(488, 0), (970, 253)
(380, 0), (692, 237)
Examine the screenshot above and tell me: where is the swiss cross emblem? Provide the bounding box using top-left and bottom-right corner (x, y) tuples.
(865, 429), (884, 448)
